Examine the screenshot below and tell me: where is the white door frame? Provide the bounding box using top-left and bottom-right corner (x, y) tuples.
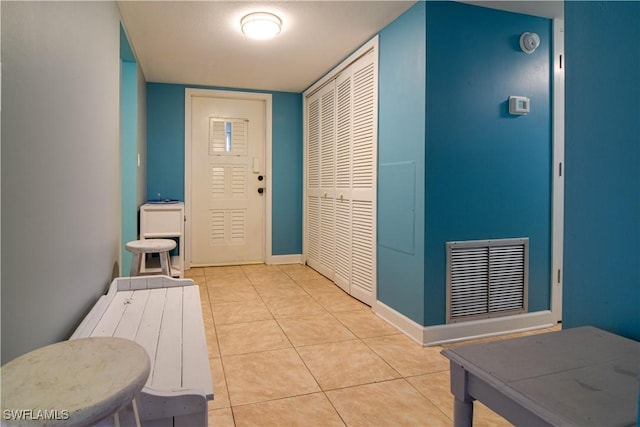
(551, 18), (565, 323)
(184, 88), (273, 268)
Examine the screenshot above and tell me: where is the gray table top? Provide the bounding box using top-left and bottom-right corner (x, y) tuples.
(442, 326), (640, 427)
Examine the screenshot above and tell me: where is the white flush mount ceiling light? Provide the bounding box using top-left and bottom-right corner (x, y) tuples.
(241, 12), (282, 40)
(519, 32), (540, 54)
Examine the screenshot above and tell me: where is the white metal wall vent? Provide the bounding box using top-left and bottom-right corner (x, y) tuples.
(446, 238), (529, 323)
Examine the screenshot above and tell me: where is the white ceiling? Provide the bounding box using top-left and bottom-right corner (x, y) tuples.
(460, 1), (563, 19)
(118, 1), (563, 93)
(118, 1), (416, 93)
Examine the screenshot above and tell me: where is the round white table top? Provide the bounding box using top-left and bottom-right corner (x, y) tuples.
(1, 337), (150, 427)
(125, 238), (176, 253)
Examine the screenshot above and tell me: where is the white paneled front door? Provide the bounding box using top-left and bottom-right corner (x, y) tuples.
(190, 96), (265, 265)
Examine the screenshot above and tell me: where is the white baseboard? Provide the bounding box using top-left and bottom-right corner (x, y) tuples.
(422, 310), (555, 346)
(373, 300), (555, 347)
(373, 301), (425, 345)
(266, 254), (304, 265)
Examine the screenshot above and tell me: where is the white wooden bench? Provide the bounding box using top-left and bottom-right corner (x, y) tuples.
(71, 276), (213, 427)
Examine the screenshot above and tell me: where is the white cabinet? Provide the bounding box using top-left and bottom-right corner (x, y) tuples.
(139, 202), (184, 278)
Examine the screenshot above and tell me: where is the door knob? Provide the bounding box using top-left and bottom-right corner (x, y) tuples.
(258, 187), (264, 194)
(258, 175), (264, 181)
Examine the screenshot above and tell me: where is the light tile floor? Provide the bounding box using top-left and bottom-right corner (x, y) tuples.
(189, 264), (561, 427)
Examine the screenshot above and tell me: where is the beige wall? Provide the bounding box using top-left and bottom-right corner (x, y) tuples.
(1, 1), (121, 362)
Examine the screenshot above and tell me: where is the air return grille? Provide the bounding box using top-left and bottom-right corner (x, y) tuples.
(446, 238), (528, 323)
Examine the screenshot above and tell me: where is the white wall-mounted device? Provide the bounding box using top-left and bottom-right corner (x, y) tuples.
(520, 32), (540, 54)
(509, 96), (530, 115)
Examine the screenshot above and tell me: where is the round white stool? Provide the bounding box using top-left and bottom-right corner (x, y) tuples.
(126, 239), (176, 277)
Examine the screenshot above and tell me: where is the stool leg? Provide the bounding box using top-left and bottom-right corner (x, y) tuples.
(159, 251), (171, 276)
(130, 253), (142, 277)
(166, 252), (173, 276)
(111, 398), (140, 427)
(132, 397), (141, 427)
(165, 251), (173, 276)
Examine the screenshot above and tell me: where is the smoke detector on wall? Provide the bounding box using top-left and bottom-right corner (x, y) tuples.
(519, 32), (540, 54)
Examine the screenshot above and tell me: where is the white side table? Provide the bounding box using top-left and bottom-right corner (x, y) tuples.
(1, 337), (150, 426)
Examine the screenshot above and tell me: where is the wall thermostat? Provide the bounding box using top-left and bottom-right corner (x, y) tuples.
(509, 96), (530, 115)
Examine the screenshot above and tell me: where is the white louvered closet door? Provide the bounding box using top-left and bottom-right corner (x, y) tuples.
(348, 53), (377, 306)
(319, 84), (337, 279)
(334, 71), (353, 294)
(304, 39), (377, 306)
(306, 96), (321, 269)
(306, 82), (336, 279)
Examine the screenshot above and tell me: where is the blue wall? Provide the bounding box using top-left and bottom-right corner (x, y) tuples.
(377, 1), (553, 326)
(147, 84), (185, 201)
(563, 1), (640, 341)
(424, 2), (552, 325)
(271, 92), (304, 255)
(120, 26), (138, 275)
(146, 83), (302, 255)
(378, 1), (427, 324)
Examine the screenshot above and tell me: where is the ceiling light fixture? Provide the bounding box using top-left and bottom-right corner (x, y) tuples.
(241, 12), (282, 40)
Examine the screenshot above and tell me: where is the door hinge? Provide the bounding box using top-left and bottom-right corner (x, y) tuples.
(559, 54), (563, 69)
(557, 269), (561, 284)
(559, 162), (563, 177)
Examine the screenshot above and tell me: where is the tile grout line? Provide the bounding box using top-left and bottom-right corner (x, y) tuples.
(202, 267), (237, 426)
